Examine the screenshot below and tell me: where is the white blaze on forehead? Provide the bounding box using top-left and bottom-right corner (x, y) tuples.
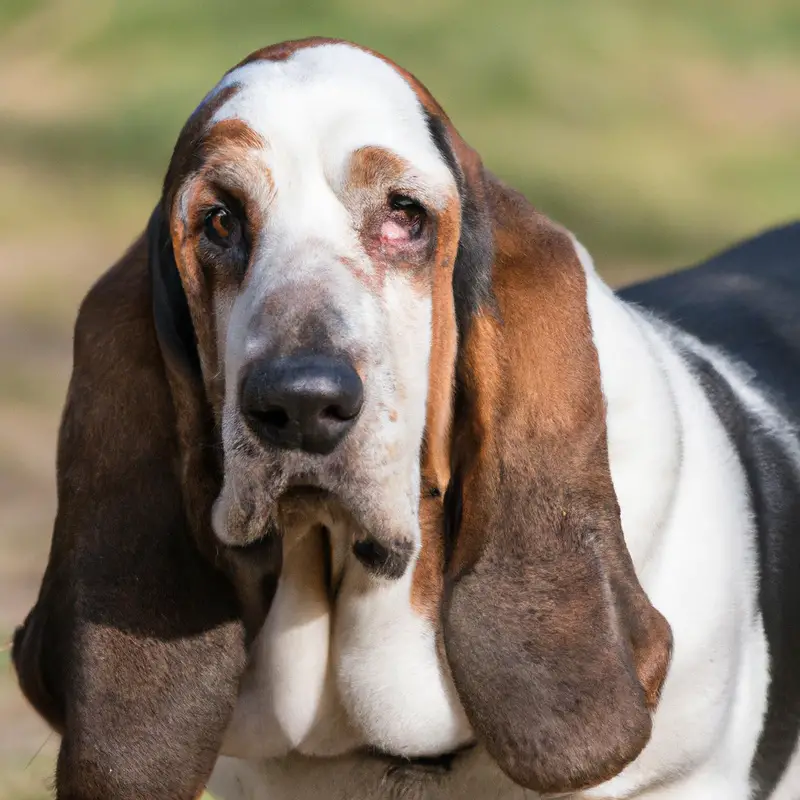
(210, 43), (455, 201)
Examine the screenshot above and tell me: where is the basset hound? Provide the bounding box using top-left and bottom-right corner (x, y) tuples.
(12, 38), (800, 800)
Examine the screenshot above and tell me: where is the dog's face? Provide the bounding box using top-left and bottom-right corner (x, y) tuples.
(166, 43), (459, 578)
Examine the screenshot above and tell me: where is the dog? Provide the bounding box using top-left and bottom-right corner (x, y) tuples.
(13, 38), (800, 800)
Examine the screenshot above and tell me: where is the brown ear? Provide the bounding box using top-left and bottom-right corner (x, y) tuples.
(12, 208), (278, 799)
(442, 179), (672, 794)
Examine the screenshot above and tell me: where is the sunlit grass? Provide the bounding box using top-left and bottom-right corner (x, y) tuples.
(2, 0), (798, 269)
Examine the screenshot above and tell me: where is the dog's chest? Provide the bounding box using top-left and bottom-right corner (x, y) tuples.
(209, 752), (540, 800)
(221, 514), (471, 762)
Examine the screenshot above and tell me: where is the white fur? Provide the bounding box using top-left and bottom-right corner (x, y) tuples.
(204, 46), (796, 800)
(201, 42), (468, 772)
(333, 561), (471, 756)
(221, 527), (351, 759)
(579, 240), (771, 799)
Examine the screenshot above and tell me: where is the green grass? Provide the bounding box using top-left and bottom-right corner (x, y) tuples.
(1, 2), (799, 797)
(2, 0), (799, 271)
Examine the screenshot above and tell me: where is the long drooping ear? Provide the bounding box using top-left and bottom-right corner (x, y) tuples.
(12, 207), (272, 799)
(149, 204), (202, 376)
(442, 178), (672, 794)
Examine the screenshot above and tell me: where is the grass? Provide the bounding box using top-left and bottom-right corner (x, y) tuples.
(3, 1), (800, 270)
(0, 1), (798, 796)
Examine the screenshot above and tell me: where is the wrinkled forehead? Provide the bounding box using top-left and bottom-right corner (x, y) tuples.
(202, 43), (454, 196)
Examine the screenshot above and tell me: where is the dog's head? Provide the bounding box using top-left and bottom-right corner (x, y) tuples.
(14, 39), (671, 798)
(164, 42), (463, 573)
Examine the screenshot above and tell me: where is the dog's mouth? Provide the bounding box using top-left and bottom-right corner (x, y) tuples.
(277, 481), (332, 512)
(273, 481), (416, 580)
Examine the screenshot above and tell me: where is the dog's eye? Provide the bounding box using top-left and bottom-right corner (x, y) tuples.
(204, 207), (237, 246)
(385, 194), (426, 241)
(390, 194), (423, 213)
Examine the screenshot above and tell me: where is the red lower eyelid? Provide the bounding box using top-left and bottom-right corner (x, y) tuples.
(380, 219), (411, 242)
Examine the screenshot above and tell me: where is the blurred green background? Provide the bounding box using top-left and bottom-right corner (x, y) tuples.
(1, 0), (798, 796)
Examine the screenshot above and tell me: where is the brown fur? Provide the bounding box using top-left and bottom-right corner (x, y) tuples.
(234, 37), (345, 67)
(203, 117), (265, 153)
(163, 84), (239, 210)
(442, 177), (672, 793)
(411, 196), (460, 619)
(11, 233), (267, 799)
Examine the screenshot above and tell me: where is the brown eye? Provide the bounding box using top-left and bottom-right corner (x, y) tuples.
(204, 207), (236, 246)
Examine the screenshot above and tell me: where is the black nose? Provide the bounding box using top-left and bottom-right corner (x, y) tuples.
(240, 354), (364, 454)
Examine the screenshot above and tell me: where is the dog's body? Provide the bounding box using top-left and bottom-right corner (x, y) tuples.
(12, 39), (800, 800)
(207, 222), (800, 800)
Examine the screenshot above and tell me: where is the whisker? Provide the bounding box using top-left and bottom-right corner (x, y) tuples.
(25, 732), (53, 770)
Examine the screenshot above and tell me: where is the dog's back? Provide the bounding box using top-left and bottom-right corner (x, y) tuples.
(621, 221), (800, 415)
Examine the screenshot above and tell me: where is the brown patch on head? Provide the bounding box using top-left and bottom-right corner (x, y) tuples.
(198, 118), (270, 217)
(163, 83), (240, 209)
(233, 36), (346, 68)
(347, 145), (408, 191)
(440, 179), (672, 794)
(203, 116), (265, 152)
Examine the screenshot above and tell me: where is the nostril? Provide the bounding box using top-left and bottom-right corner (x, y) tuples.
(251, 406), (290, 430)
(322, 404), (358, 423)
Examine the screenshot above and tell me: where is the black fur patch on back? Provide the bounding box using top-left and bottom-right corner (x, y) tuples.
(678, 344), (800, 798)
